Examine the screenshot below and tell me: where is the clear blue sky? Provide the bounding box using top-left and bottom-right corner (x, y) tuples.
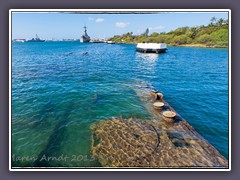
(11, 11), (228, 40)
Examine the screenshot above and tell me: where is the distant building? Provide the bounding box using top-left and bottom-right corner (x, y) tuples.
(62, 39), (75, 41)
(12, 39), (26, 42)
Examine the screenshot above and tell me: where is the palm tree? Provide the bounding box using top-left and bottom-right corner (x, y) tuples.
(224, 18), (229, 25)
(210, 17), (217, 26)
(217, 18), (224, 26)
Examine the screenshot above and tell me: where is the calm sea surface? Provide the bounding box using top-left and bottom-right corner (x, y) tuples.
(11, 42), (229, 167)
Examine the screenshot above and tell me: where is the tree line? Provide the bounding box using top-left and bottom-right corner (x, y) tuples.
(108, 17), (228, 48)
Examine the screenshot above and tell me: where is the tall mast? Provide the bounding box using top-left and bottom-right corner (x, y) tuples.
(83, 26), (87, 35)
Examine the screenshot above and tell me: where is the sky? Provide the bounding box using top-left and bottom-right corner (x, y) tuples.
(11, 11), (228, 40)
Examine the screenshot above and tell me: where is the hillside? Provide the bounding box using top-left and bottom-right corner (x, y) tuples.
(108, 17), (228, 48)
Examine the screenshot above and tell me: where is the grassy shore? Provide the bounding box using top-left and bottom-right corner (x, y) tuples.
(108, 20), (228, 48)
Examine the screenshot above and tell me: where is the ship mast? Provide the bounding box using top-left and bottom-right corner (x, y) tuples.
(83, 26), (88, 36)
(36, 34), (40, 40)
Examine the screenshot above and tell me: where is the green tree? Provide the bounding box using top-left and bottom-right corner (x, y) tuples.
(150, 32), (159, 37)
(224, 18), (229, 25)
(210, 17), (217, 26)
(109, 19), (228, 47)
(172, 34), (188, 45)
(186, 27), (197, 39)
(195, 34), (213, 44)
(169, 27), (188, 36)
(211, 29), (228, 46)
(217, 18), (224, 26)
(146, 37), (156, 43)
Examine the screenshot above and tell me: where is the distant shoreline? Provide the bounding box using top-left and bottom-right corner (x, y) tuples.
(116, 42), (228, 49)
(170, 44), (228, 48)
(12, 41), (228, 49)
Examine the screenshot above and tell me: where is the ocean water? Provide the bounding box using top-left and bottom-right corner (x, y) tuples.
(11, 42), (229, 167)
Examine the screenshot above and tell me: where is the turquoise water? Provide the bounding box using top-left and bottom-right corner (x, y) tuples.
(11, 42), (229, 167)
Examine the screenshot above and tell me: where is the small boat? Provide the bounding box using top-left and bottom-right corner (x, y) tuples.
(91, 39), (105, 43)
(27, 34), (45, 42)
(106, 41), (115, 44)
(136, 43), (167, 53)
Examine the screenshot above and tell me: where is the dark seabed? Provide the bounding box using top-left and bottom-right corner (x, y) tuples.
(11, 42), (229, 167)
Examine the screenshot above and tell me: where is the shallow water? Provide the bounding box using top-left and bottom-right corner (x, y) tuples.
(11, 42), (229, 167)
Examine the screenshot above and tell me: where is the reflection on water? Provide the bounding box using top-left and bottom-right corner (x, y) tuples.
(134, 53), (159, 77)
(136, 52), (159, 62)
